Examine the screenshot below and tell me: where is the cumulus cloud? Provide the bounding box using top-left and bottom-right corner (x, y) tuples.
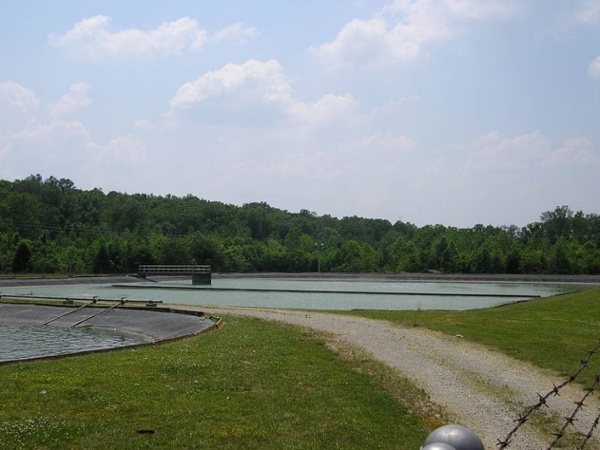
(544, 137), (599, 166)
(0, 81), (145, 181)
(0, 81), (40, 114)
(0, 81), (41, 136)
(1, 82), (90, 147)
(170, 59), (292, 110)
(461, 131), (550, 173)
(457, 131), (599, 179)
(14, 119), (89, 143)
(87, 134), (146, 165)
(339, 133), (416, 179)
(414, 130), (599, 227)
(6, 119), (92, 172)
(48, 16), (208, 61)
(311, 0), (515, 69)
(287, 94), (358, 124)
(168, 59), (360, 130)
(47, 83), (92, 118)
(211, 23), (259, 44)
(589, 55), (600, 78)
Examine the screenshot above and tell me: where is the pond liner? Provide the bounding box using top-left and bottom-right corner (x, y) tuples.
(0, 302), (218, 365)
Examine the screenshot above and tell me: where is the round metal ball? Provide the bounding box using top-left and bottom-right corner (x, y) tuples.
(421, 444), (457, 450)
(423, 424), (484, 450)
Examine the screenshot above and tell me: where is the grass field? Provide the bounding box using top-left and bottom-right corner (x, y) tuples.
(0, 315), (433, 449)
(1, 285), (599, 448)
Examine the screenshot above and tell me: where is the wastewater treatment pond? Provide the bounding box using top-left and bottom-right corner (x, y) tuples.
(0, 321), (149, 363)
(0, 301), (216, 363)
(0, 276), (579, 362)
(0, 276), (575, 311)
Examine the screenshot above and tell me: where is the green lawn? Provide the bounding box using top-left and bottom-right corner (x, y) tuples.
(0, 316), (431, 449)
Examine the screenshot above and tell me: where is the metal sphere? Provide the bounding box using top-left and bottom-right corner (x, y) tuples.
(423, 424), (484, 450)
(421, 444), (457, 450)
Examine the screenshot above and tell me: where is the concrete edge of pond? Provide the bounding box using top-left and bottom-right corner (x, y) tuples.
(0, 301), (220, 365)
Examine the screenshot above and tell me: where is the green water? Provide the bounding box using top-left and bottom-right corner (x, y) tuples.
(1, 277), (573, 311)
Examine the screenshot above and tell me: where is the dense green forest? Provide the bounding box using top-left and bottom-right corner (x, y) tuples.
(1, 175), (599, 275)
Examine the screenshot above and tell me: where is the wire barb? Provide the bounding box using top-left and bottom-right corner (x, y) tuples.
(497, 340), (600, 449)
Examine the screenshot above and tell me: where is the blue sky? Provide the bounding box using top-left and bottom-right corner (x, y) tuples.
(1, 1), (599, 227)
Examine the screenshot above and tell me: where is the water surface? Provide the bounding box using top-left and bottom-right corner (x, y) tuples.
(0, 278), (573, 311)
(0, 322), (149, 363)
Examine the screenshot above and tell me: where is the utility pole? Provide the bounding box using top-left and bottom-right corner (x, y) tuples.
(314, 242), (324, 273)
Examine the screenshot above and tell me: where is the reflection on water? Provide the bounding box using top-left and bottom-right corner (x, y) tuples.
(0, 323), (149, 363)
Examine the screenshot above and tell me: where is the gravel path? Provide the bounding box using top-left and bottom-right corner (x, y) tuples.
(176, 305), (600, 450)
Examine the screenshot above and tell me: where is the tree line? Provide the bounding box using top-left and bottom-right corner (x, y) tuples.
(1, 174), (600, 275)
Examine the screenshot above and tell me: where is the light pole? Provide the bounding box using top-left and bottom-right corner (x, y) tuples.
(314, 242), (324, 273)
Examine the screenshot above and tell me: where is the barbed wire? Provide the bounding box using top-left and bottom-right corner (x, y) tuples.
(497, 340), (600, 449)
(579, 409), (600, 449)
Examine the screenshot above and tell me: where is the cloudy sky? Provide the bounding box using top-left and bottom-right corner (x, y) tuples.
(1, 1), (599, 227)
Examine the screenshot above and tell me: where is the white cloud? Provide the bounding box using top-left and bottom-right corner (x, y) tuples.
(461, 131), (550, 173)
(442, 0), (514, 20)
(338, 133), (416, 179)
(168, 59), (361, 131)
(47, 83), (92, 118)
(442, 131), (599, 190)
(577, 0), (600, 23)
(240, 151), (330, 179)
(412, 130), (600, 226)
(358, 132), (415, 154)
(544, 137), (599, 167)
(0, 81), (40, 137)
(589, 55), (600, 78)
(0, 81), (146, 182)
(2, 119), (92, 175)
(133, 118), (152, 129)
(211, 23), (259, 45)
(311, 0), (515, 69)
(170, 59), (292, 110)
(0, 81), (40, 114)
(48, 16), (208, 61)
(15, 119), (89, 143)
(310, 17), (397, 70)
(87, 134), (146, 165)
(287, 94), (358, 124)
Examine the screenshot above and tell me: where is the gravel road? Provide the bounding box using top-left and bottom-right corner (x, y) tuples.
(176, 305), (600, 450)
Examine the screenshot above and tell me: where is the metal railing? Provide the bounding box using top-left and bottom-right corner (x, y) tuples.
(138, 265), (211, 275)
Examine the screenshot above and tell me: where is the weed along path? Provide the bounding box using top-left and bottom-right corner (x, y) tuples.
(176, 305), (600, 450)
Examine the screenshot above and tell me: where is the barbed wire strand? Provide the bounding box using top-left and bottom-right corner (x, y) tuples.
(578, 407), (600, 450)
(547, 373), (600, 449)
(497, 340), (600, 449)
